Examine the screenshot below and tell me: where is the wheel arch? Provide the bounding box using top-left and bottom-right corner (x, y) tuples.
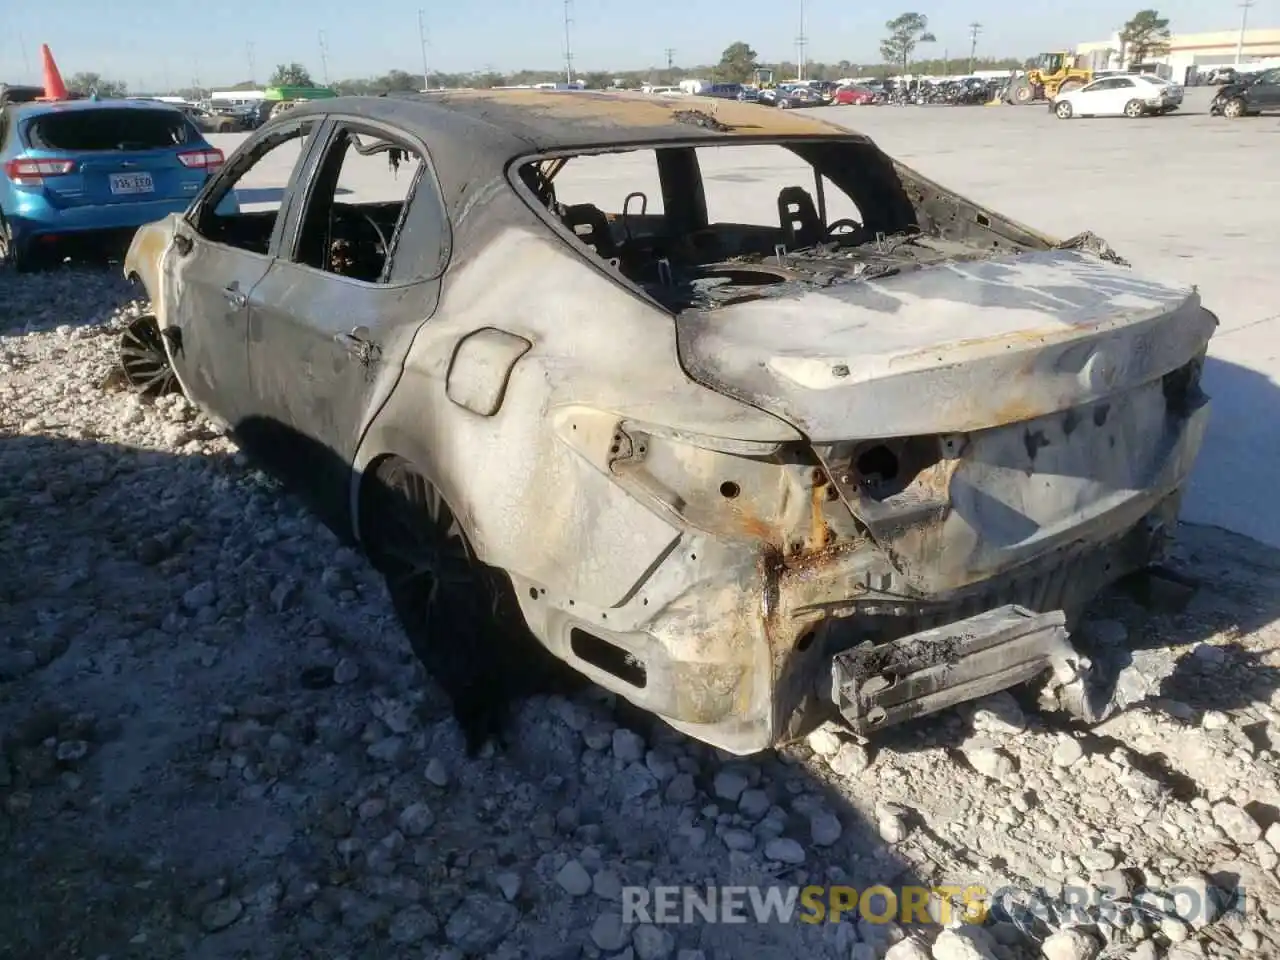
(351, 438), (467, 551)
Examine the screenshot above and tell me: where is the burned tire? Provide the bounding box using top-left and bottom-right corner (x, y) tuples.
(119, 315), (180, 396)
(1222, 98), (1245, 118)
(1123, 99), (1146, 119)
(360, 456), (551, 754)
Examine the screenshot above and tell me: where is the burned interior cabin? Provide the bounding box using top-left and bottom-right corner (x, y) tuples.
(512, 129), (1055, 313)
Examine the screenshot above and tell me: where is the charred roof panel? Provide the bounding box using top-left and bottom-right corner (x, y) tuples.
(290, 89), (862, 155)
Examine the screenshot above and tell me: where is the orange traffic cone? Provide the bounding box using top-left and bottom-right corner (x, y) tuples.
(38, 44), (69, 101)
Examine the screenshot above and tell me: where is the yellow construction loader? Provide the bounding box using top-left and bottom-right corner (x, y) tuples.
(1000, 52), (1093, 104)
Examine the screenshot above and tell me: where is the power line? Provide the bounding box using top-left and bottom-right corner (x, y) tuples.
(17, 31), (31, 81)
(1236, 0), (1254, 65)
(563, 0), (574, 84)
(318, 31), (330, 86)
(968, 22), (982, 74)
(418, 10), (430, 89)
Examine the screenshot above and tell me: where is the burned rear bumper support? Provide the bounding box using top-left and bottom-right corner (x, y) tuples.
(831, 604), (1092, 733)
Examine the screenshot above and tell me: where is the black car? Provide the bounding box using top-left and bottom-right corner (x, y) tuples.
(1210, 67), (1280, 117)
(703, 82), (744, 100)
(773, 85), (824, 109)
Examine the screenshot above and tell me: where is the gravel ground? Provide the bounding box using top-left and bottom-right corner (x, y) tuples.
(2, 263), (1280, 960)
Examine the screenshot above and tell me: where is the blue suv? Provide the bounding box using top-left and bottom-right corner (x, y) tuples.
(0, 97), (226, 270)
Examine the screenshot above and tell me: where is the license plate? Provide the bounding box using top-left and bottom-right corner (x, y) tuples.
(110, 172), (154, 195)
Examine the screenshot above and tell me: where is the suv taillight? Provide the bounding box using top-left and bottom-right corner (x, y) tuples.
(178, 148), (224, 169)
(3, 156), (77, 185)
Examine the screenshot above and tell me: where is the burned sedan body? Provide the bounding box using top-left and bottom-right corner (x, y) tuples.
(122, 91), (1217, 755)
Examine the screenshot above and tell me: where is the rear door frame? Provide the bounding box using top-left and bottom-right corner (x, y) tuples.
(236, 113), (449, 535)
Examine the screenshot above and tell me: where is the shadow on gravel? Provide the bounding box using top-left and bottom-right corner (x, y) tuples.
(0, 426), (927, 960)
(0, 258), (142, 335)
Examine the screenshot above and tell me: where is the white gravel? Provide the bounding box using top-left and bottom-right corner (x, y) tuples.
(2, 264), (1280, 959)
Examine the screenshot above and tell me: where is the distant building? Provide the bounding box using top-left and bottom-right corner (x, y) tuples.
(1077, 27), (1280, 84)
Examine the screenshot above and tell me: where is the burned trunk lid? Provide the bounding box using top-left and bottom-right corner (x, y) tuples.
(676, 249), (1217, 597)
(676, 249), (1216, 441)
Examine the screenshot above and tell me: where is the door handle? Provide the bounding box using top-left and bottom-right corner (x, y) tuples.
(223, 284), (246, 309)
(334, 328), (381, 364)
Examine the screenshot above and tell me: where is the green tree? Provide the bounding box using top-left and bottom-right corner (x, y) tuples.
(66, 72), (128, 98)
(880, 13), (936, 75)
(714, 42), (758, 83)
(375, 69), (420, 91)
(1120, 9), (1172, 64)
(269, 63), (315, 87)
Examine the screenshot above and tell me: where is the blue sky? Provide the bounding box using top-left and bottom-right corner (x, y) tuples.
(1, 0), (1269, 90)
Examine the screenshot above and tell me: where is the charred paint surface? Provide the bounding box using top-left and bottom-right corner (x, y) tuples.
(118, 89), (1221, 756)
(425, 89), (851, 141)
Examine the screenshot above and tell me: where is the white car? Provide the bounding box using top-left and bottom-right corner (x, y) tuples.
(1053, 74), (1184, 119)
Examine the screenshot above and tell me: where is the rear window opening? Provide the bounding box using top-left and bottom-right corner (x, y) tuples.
(25, 108), (196, 152)
(515, 139), (1024, 314)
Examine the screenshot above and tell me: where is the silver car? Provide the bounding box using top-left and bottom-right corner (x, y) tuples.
(122, 90), (1217, 755)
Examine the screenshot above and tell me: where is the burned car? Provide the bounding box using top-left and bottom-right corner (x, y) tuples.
(122, 91), (1217, 755)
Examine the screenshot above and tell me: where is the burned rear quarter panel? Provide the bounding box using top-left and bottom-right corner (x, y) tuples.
(353, 181), (800, 610)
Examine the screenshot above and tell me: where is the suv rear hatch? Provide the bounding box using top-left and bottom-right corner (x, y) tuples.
(21, 107), (210, 208)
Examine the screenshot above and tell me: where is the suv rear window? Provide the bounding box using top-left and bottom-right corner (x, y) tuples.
(24, 108), (196, 151)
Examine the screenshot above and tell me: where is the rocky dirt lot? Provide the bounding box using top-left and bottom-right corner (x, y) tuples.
(1, 266), (1279, 960)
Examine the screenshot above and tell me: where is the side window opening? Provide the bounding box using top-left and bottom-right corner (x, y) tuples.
(528, 150), (666, 261)
(516, 139), (947, 316)
(196, 121), (316, 255)
(695, 144), (862, 239)
(294, 127), (424, 284)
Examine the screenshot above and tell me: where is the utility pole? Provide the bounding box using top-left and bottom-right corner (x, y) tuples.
(968, 22), (982, 74)
(318, 31), (329, 86)
(418, 10), (430, 89)
(246, 42), (256, 85)
(795, 0), (808, 81)
(665, 47), (675, 70)
(1236, 0), (1254, 65)
(563, 0), (574, 84)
